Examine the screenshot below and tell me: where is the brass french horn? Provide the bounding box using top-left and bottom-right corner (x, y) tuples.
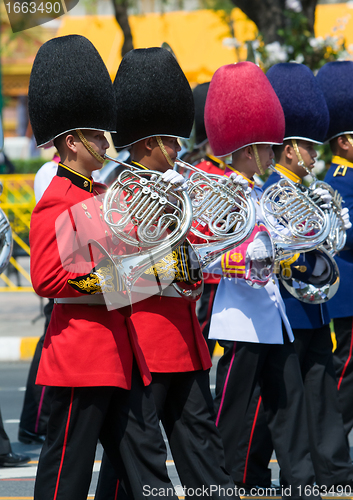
(171, 158), (256, 300)
(279, 170), (343, 304)
(89, 155), (193, 305)
(0, 117), (13, 276)
(0, 184), (13, 275)
(260, 166), (332, 260)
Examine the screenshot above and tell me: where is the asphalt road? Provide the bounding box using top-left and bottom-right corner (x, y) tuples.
(0, 361), (224, 500)
(0, 361), (179, 499)
(2, 358), (353, 500)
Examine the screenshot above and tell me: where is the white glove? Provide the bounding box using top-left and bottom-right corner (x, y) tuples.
(246, 232), (273, 261)
(310, 187), (332, 210)
(312, 255), (329, 277)
(220, 173), (252, 195)
(159, 169), (188, 191)
(340, 207), (352, 230)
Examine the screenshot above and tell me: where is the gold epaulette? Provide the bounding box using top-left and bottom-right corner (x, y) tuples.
(333, 165), (348, 177)
(279, 253), (301, 278)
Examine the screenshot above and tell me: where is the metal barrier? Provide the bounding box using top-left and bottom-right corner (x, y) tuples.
(0, 174), (35, 292)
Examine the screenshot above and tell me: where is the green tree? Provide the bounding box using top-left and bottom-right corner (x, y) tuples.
(111, 0), (134, 56)
(231, 0), (317, 44)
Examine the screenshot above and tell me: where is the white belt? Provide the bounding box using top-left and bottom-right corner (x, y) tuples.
(54, 295), (106, 305)
(55, 286), (181, 306)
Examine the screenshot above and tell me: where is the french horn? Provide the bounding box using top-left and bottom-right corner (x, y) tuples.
(260, 167), (332, 260)
(172, 159), (256, 300)
(0, 182), (13, 275)
(89, 155), (193, 306)
(279, 170), (344, 304)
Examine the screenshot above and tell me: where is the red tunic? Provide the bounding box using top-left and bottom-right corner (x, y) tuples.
(130, 232), (212, 373)
(30, 171), (151, 389)
(131, 295), (212, 373)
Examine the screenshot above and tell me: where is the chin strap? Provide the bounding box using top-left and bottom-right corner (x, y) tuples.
(156, 136), (175, 168)
(76, 129), (105, 165)
(345, 134), (353, 149)
(251, 144), (265, 175)
(291, 139), (312, 177)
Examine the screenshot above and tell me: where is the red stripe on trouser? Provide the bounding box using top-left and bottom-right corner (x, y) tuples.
(215, 342), (237, 427)
(337, 318), (353, 390)
(35, 386), (46, 434)
(53, 388), (74, 500)
(243, 395), (262, 484)
(114, 479), (120, 500)
(201, 285), (216, 332)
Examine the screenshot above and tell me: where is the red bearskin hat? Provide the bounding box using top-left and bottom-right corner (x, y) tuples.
(204, 62), (285, 157)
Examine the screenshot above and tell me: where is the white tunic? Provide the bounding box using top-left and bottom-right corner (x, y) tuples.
(207, 186), (293, 344)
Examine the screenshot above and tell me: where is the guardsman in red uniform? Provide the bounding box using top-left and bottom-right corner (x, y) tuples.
(191, 82), (226, 356)
(95, 48), (242, 500)
(28, 36), (178, 500)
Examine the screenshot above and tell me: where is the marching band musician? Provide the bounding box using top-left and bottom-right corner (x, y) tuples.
(231, 62), (353, 492)
(95, 47), (243, 500)
(317, 61), (353, 440)
(192, 82), (226, 357)
(204, 61), (324, 500)
(28, 36), (179, 500)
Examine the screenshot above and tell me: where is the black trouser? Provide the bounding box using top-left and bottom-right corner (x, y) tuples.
(34, 364), (176, 500)
(231, 325), (353, 488)
(214, 336), (318, 500)
(95, 370), (240, 500)
(20, 299), (54, 435)
(333, 316), (353, 437)
(197, 283), (218, 357)
(0, 408), (11, 455)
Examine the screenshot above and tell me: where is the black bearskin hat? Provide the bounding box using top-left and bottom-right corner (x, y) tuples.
(193, 82), (210, 148)
(28, 35), (116, 147)
(112, 47), (194, 148)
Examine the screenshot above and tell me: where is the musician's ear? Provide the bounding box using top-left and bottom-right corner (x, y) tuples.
(66, 133), (78, 154)
(145, 137), (155, 152)
(243, 145), (253, 160)
(337, 135), (350, 151)
(284, 143), (293, 160)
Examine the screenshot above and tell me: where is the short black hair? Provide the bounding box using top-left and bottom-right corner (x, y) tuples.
(329, 136), (339, 155)
(53, 130), (78, 155)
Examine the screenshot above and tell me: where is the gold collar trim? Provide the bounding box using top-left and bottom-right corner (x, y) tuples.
(57, 163), (93, 192)
(274, 163), (302, 184)
(225, 164), (254, 189)
(207, 154), (226, 170)
(131, 160), (149, 170)
(332, 156), (353, 169)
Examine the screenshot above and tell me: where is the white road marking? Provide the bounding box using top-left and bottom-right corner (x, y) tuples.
(0, 461), (102, 480)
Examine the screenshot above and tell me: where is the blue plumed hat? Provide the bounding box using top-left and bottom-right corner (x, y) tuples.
(266, 62), (329, 144)
(316, 61), (353, 142)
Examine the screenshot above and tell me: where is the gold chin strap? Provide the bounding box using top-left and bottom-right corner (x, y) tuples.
(76, 129), (105, 165)
(345, 134), (353, 149)
(291, 139), (312, 177)
(251, 144), (265, 175)
(156, 136), (175, 168)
